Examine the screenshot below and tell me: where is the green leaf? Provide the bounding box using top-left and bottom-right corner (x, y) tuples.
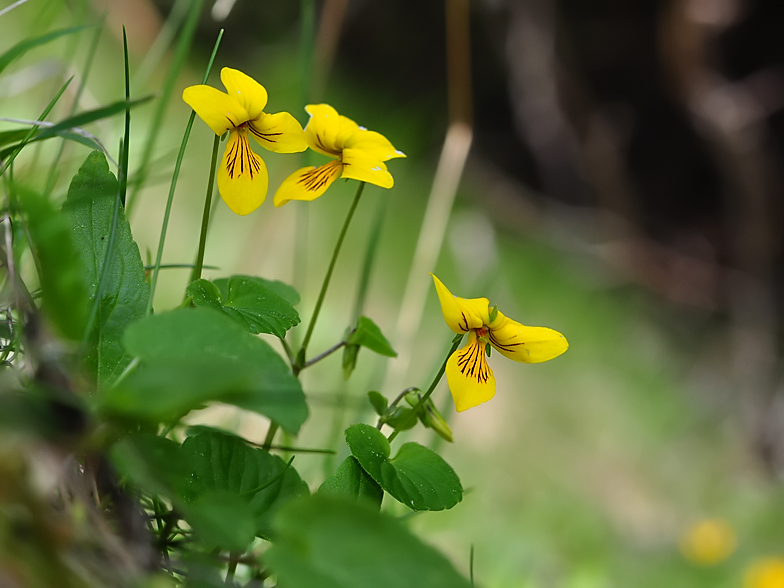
(188, 275), (300, 338)
(367, 391), (388, 416)
(347, 316), (397, 357)
(116, 307), (308, 433)
(181, 431), (309, 539)
(110, 433), (190, 498)
(345, 424), (462, 511)
(342, 343), (360, 380)
(0, 26), (94, 75)
(266, 494), (473, 588)
(63, 151), (149, 384)
(379, 407), (417, 431)
(182, 491), (257, 552)
(19, 189), (87, 340)
(318, 456), (383, 509)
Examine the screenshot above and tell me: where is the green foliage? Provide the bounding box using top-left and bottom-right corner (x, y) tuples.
(367, 391), (388, 415)
(63, 151), (149, 384)
(181, 431), (309, 540)
(318, 456), (383, 509)
(0, 25), (94, 74)
(345, 424), (462, 511)
(106, 307), (308, 433)
(347, 316), (397, 357)
(266, 493), (473, 588)
(19, 190), (87, 340)
(187, 275), (300, 338)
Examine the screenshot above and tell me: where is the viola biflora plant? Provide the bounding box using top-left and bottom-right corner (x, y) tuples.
(0, 30), (565, 588)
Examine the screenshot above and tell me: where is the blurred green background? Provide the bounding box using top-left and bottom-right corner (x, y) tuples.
(3, 0), (784, 586)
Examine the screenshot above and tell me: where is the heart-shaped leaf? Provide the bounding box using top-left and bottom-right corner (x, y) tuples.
(345, 424), (461, 511)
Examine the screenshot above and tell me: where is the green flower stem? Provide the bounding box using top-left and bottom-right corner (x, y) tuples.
(262, 422), (278, 452)
(351, 192), (387, 323)
(387, 333), (463, 442)
(297, 181), (365, 363)
(145, 29), (223, 316)
(189, 133), (220, 284)
(298, 340), (346, 374)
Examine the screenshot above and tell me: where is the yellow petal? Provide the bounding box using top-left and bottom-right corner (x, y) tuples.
(345, 129), (406, 161)
(273, 159), (343, 207)
(220, 67), (267, 120)
(182, 85), (249, 135)
(217, 130), (268, 215)
(334, 115), (360, 149)
(488, 310), (568, 363)
(341, 149), (393, 188)
(248, 111), (308, 153)
(446, 331), (496, 412)
(431, 274), (489, 334)
(304, 104), (342, 156)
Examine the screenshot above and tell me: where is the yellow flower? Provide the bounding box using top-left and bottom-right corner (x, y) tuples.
(273, 104), (405, 207)
(744, 557), (784, 588)
(679, 519), (737, 565)
(431, 274), (568, 412)
(182, 67), (308, 215)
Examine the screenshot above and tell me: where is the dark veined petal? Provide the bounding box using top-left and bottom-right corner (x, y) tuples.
(303, 104), (342, 157)
(488, 310), (568, 364)
(446, 330), (496, 412)
(182, 84), (248, 135)
(431, 274), (489, 334)
(273, 159), (343, 207)
(248, 111), (308, 153)
(217, 130), (269, 215)
(341, 148), (394, 188)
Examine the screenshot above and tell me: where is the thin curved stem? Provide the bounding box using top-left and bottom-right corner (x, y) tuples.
(189, 134), (221, 283)
(387, 333), (463, 442)
(297, 181), (365, 361)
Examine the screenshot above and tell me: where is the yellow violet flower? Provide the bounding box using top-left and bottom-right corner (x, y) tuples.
(182, 67), (308, 215)
(431, 274), (568, 412)
(744, 557), (784, 588)
(679, 519), (737, 565)
(273, 104), (405, 207)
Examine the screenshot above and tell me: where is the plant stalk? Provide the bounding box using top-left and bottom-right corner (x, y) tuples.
(189, 134), (221, 283)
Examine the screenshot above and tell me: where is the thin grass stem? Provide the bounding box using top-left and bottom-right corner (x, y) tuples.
(145, 29), (224, 316)
(298, 181), (365, 361)
(189, 133), (220, 283)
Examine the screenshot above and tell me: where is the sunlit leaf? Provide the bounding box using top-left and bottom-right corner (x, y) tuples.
(188, 275), (300, 338)
(347, 316), (396, 357)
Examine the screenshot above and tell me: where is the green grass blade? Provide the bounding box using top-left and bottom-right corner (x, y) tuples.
(34, 95), (154, 142)
(121, 26), (131, 207)
(0, 25), (94, 75)
(146, 28), (224, 316)
(126, 0), (204, 214)
(0, 77), (72, 175)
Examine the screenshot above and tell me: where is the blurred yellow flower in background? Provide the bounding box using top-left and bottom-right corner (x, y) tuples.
(182, 67), (307, 215)
(679, 519), (737, 565)
(273, 104), (405, 206)
(431, 274), (568, 412)
(744, 557), (784, 588)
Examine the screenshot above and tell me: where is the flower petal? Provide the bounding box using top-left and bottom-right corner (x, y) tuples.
(345, 129), (405, 161)
(304, 104), (342, 156)
(488, 310), (568, 363)
(217, 130), (268, 215)
(446, 331), (496, 412)
(182, 85), (249, 135)
(431, 274), (490, 334)
(341, 149), (394, 188)
(248, 111), (308, 153)
(220, 67), (268, 120)
(273, 159), (343, 207)
(335, 115), (360, 149)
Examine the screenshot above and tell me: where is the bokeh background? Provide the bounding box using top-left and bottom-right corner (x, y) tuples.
(4, 0), (784, 586)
